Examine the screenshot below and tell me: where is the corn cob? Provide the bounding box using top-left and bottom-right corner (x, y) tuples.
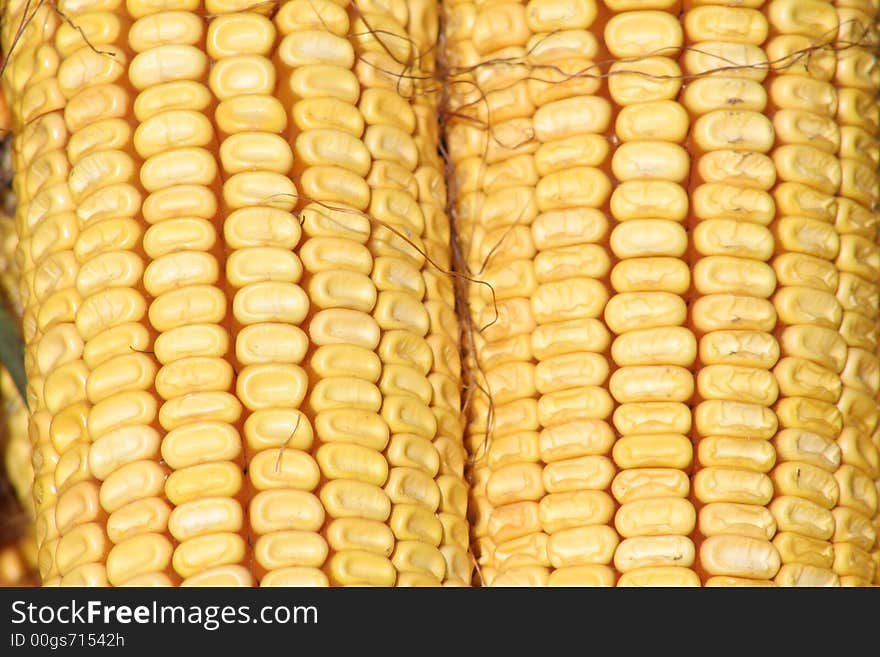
(2, 0), (70, 587)
(442, 0), (879, 586)
(831, 0), (879, 587)
(0, 0), (464, 587)
(1, 0), (879, 587)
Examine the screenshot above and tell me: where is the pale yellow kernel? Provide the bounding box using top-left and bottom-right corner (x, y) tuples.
(86, 424), (158, 483)
(259, 567), (328, 587)
(699, 437), (777, 473)
(539, 490), (615, 534)
(86, 353), (156, 404)
(157, 422), (240, 473)
(532, 211), (609, 255)
(613, 434), (693, 470)
(699, 330), (779, 370)
(692, 183), (775, 225)
(254, 531), (327, 571)
(685, 6), (768, 44)
(224, 207), (301, 249)
(207, 12), (275, 59)
(612, 469), (690, 505)
(604, 10), (682, 58)
(289, 65), (360, 104)
(295, 129), (371, 177)
(617, 567), (700, 587)
(614, 536), (695, 573)
(773, 532), (834, 570)
(693, 110), (775, 152)
(699, 503), (776, 541)
(89, 390), (157, 440)
(537, 420), (615, 464)
(172, 533), (245, 579)
(314, 409), (389, 451)
(131, 81), (209, 123)
(699, 151), (776, 190)
(328, 551), (396, 586)
(611, 326), (697, 368)
(100, 460), (165, 514)
(612, 142), (689, 183)
(220, 133), (293, 175)
(605, 291), (686, 334)
(321, 480), (391, 522)
(610, 258), (690, 295)
(134, 110), (212, 159)
(611, 180), (689, 222)
(316, 443), (388, 487)
(168, 498), (243, 543)
(244, 409), (313, 453)
(608, 57), (683, 105)
(158, 391), (242, 432)
(692, 294), (777, 333)
(697, 363), (779, 405)
(613, 401), (692, 436)
(700, 535), (780, 579)
(615, 101), (689, 142)
(152, 324), (227, 365)
(774, 357), (841, 403)
(234, 323), (307, 366)
(249, 490), (324, 535)
(249, 448), (321, 492)
(609, 366), (693, 404)
(615, 497), (696, 538)
(216, 95), (287, 135)
(209, 55), (275, 100)
(611, 220), (688, 259)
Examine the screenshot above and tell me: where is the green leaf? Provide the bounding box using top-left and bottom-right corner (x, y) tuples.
(0, 303), (25, 401)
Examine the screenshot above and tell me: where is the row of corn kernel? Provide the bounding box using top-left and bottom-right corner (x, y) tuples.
(1, 0), (45, 578)
(682, 0), (782, 586)
(525, 3), (617, 587)
(355, 1), (452, 587)
(277, 0), (398, 587)
(764, 0), (846, 587)
(212, 2), (310, 588)
(54, 0), (152, 587)
(871, 13), (880, 578)
(20, 6), (83, 586)
(831, 1), (879, 587)
(446, 0), (543, 585)
(606, 1), (698, 587)
(3, 0), (70, 586)
(138, 1), (248, 586)
(408, 0), (473, 585)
